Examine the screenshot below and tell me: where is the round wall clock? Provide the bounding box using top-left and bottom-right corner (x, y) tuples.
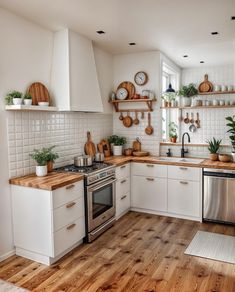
(116, 87), (128, 100)
(134, 71), (148, 86)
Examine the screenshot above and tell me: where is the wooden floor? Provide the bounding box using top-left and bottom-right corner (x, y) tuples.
(1, 211), (235, 292)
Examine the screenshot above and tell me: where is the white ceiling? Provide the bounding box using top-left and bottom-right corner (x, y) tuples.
(0, 0), (235, 68)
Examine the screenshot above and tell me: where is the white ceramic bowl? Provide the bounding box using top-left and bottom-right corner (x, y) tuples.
(38, 102), (49, 107)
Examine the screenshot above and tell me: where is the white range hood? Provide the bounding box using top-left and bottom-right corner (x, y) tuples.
(50, 29), (103, 112)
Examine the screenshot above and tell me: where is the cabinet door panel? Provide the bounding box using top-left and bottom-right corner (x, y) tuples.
(168, 165), (201, 181)
(116, 176), (130, 199)
(116, 192), (131, 218)
(116, 163), (130, 180)
(131, 163), (167, 178)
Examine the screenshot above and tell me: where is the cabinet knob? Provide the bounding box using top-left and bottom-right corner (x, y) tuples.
(146, 164), (154, 167)
(179, 181), (188, 185)
(146, 178), (154, 181)
(67, 223), (76, 230)
(120, 165), (126, 169)
(66, 202), (76, 208)
(121, 195), (127, 200)
(121, 179), (126, 184)
(179, 167), (188, 170)
(66, 184), (75, 190)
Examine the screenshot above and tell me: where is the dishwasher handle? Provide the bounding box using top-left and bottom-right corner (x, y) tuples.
(203, 171), (235, 179)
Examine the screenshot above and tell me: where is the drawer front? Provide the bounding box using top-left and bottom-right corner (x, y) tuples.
(116, 176), (130, 199)
(168, 179), (200, 217)
(168, 165), (201, 181)
(116, 163), (130, 180)
(131, 162), (167, 178)
(53, 197), (84, 232)
(52, 180), (84, 209)
(116, 192), (130, 218)
(53, 217), (85, 257)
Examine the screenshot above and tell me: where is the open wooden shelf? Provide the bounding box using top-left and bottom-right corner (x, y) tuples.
(110, 98), (156, 112)
(160, 105), (235, 110)
(5, 105), (58, 111)
(198, 91), (235, 95)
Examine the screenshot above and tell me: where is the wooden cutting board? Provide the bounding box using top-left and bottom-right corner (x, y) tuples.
(27, 82), (50, 105)
(84, 132), (96, 157)
(132, 138), (141, 152)
(198, 74), (213, 93)
(133, 151), (149, 157)
(117, 81), (136, 99)
(97, 139), (111, 157)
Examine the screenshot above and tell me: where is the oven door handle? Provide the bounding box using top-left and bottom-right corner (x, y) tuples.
(88, 179), (117, 192)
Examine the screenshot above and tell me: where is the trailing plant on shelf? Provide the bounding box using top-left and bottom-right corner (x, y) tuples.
(226, 115), (235, 161)
(178, 83), (198, 106)
(169, 122), (178, 143)
(23, 92), (32, 105)
(206, 138), (222, 161)
(30, 147), (49, 177)
(5, 90), (23, 105)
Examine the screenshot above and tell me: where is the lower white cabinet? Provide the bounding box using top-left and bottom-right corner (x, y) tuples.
(11, 180), (85, 265)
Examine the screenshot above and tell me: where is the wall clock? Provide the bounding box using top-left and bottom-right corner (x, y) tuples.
(116, 87), (128, 100)
(134, 71), (148, 86)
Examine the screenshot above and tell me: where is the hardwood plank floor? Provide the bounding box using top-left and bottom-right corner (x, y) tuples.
(1, 211), (235, 292)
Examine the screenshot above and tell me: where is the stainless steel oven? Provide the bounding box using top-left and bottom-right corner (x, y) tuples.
(86, 175), (116, 242)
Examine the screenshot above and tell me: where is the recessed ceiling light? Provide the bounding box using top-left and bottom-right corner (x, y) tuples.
(183, 55), (188, 58)
(96, 30), (105, 34)
(129, 42), (136, 46)
(200, 61), (205, 64)
(211, 31), (219, 35)
(231, 16), (235, 20)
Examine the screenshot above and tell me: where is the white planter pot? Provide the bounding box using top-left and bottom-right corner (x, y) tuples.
(23, 99), (32, 105)
(113, 145), (123, 156)
(231, 152), (235, 162)
(181, 97), (191, 107)
(13, 98), (22, 105)
(36, 165), (47, 177)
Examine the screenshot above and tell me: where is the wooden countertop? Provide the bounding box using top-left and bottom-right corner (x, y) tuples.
(9, 172), (84, 191)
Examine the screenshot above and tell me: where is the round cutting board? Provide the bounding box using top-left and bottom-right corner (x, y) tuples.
(198, 74), (213, 93)
(117, 81), (136, 99)
(27, 82), (50, 105)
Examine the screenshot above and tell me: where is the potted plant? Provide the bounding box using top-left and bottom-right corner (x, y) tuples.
(45, 145), (59, 172)
(206, 138), (222, 161)
(23, 92), (32, 105)
(108, 135), (118, 153)
(226, 115), (235, 161)
(169, 122), (178, 143)
(5, 90), (23, 105)
(178, 83), (198, 107)
(161, 92), (176, 107)
(30, 148), (48, 177)
(113, 136), (127, 156)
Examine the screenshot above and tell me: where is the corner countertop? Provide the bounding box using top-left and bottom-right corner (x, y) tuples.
(9, 172), (84, 191)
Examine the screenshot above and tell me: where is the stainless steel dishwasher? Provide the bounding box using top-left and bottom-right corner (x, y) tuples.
(203, 168), (235, 225)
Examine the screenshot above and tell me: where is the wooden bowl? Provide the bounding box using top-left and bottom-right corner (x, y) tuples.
(124, 148), (133, 156)
(218, 154), (231, 163)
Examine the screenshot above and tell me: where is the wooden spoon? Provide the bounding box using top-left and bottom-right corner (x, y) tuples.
(190, 112), (194, 123)
(141, 111), (145, 119)
(195, 112), (201, 128)
(119, 112), (124, 121)
(184, 113), (189, 124)
(123, 112), (133, 128)
(133, 112), (139, 125)
(145, 113), (154, 135)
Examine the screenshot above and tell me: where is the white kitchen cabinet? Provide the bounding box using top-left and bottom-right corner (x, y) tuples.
(11, 180), (85, 265)
(168, 165), (201, 181)
(131, 176), (167, 212)
(50, 29), (103, 112)
(168, 179), (200, 218)
(132, 162), (167, 178)
(115, 163), (131, 218)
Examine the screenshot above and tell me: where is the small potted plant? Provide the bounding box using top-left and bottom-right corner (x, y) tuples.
(5, 90), (23, 105)
(169, 122), (178, 143)
(23, 92), (32, 105)
(206, 138), (222, 161)
(113, 136), (127, 156)
(45, 145), (59, 172)
(161, 92), (176, 107)
(30, 148), (48, 177)
(177, 83), (198, 107)
(226, 115), (235, 161)
(108, 135), (118, 153)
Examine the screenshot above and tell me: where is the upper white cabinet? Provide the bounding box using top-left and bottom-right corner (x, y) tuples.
(50, 29), (103, 112)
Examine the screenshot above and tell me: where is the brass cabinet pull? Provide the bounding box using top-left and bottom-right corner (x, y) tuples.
(146, 164), (154, 167)
(121, 195), (127, 200)
(66, 184), (75, 190)
(66, 202), (76, 208)
(179, 167), (188, 170)
(120, 165), (126, 169)
(67, 223), (76, 230)
(146, 178), (154, 181)
(180, 181), (188, 185)
(121, 179), (126, 184)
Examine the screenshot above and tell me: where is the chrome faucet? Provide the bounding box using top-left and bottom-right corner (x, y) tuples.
(181, 132), (191, 158)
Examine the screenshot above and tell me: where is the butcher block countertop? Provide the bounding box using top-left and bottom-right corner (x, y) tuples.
(9, 172), (84, 191)
(105, 155), (235, 170)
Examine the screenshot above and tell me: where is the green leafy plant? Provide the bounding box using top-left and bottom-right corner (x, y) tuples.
(5, 90), (22, 105)
(161, 92), (176, 102)
(206, 138), (222, 154)
(29, 148), (49, 166)
(226, 116), (235, 152)
(108, 135), (119, 144)
(178, 83), (198, 98)
(45, 145), (59, 162)
(169, 122), (178, 138)
(113, 136), (127, 146)
(24, 93), (32, 100)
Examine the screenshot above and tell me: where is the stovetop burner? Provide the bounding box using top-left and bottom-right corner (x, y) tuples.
(55, 162), (113, 175)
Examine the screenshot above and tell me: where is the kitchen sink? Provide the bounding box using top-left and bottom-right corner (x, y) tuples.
(156, 157), (204, 164)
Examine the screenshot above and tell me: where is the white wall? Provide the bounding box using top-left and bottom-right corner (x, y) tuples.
(0, 8), (53, 261)
(113, 51), (162, 155)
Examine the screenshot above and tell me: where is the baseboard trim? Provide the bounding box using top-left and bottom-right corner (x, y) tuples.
(0, 249), (16, 262)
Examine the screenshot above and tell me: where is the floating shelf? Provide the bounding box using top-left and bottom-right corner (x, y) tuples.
(110, 98), (156, 112)
(160, 105), (235, 110)
(5, 105), (58, 111)
(198, 91), (235, 95)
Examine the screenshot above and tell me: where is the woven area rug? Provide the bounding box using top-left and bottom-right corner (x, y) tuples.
(0, 280), (29, 292)
(185, 231), (235, 264)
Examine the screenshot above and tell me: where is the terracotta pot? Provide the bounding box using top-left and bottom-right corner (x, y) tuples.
(170, 137), (177, 143)
(209, 153), (218, 161)
(47, 161), (54, 172)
